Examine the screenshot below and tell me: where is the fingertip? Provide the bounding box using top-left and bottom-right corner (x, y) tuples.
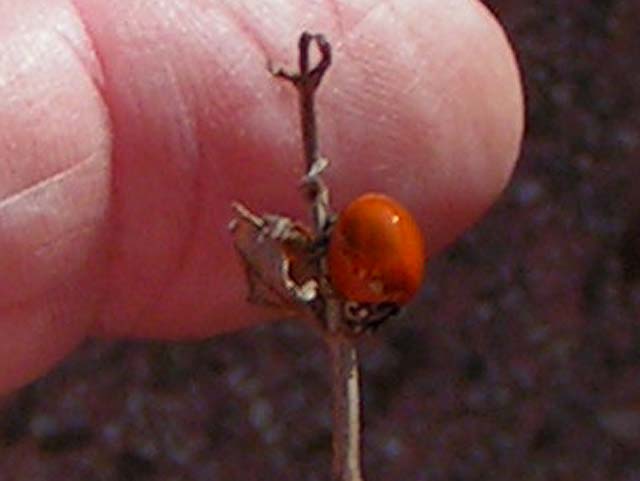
(68, 0), (523, 342)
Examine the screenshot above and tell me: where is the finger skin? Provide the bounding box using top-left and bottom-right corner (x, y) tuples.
(0, 0), (111, 393)
(0, 0), (523, 392)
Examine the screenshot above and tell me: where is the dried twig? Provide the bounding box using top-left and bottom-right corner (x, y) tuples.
(270, 32), (332, 235)
(328, 336), (364, 481)
(231, 32), (372, 481)
(272, 33), (364, 481)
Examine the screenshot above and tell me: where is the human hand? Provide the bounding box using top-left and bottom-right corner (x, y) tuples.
(0, 0), (523, 393)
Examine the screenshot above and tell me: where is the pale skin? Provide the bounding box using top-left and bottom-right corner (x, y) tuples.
(0, 0), (523, 395)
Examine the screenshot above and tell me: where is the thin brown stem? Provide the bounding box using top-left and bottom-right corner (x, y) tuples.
(272, 32), (332, 233)
(295, 33), (330, 175)
(328, 337), (364, 481)
(272, 33), (365, 481)
(272, 32), (331, 173)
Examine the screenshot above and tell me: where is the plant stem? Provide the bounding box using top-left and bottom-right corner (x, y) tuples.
(328, 336), (364, 481)
(273, 32), (365, 481)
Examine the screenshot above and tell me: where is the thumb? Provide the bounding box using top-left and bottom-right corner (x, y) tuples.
(0, 0), (523, 393)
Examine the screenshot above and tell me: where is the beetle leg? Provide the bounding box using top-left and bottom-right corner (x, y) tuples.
(342, 301), (400, 335)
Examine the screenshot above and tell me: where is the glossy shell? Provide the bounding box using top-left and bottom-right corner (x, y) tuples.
(327, 193), (426, 304)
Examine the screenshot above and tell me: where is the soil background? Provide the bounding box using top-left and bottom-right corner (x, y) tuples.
(1, 1), (640, 480)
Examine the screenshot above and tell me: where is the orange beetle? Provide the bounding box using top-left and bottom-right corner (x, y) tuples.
(327, 193), (426, 304)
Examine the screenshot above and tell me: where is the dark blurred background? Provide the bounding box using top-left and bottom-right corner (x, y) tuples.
(1, 1), (639, 480)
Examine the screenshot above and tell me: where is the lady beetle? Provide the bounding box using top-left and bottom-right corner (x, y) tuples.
(327, 193), (426, 305)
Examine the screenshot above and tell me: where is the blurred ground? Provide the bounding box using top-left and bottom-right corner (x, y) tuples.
(1, 1), (640, 480)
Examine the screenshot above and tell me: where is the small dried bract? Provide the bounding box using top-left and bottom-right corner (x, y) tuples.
(229, 202), (320, 314)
